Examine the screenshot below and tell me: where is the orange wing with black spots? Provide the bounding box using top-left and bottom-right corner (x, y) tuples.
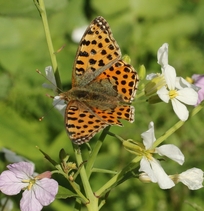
(72, 16), (121, 87)
(93, 60), (139, 103)
(65, 101), (108, 144)
(60, 16), (139, 144)
(65, 101), (135, 144)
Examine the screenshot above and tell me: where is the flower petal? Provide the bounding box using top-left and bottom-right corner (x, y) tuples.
(149, 159), (175, 189)
(176, 88), (198, 105)
(157, 86), (170, 103)
(139, 157), (157, 182)
(0, 170), (26, 195)
(179, 168), (203, 190)
(171, 98), (189, 121)
(141, 122), (156, 149)
(139, 157), (175, 189)
(53, 96), (66, 116)
(7, 162), (34, 180)
(34, 178), (58, 206)
(42, 66), (57, 93)
(156, 144), (184, 165)
(21, 190), (43, 211)
(157, 43), (169, 67)
(163, 65), (176, 90)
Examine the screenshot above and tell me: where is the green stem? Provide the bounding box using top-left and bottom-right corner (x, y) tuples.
(86, 126), (110, 178)
(33, 0), (62, 90)
(95, 155), (141, 197)
(74, 145), (99, 211)
(153, 103), (204, 148)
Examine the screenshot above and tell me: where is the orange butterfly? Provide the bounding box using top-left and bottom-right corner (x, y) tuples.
(60, 16), (139, 144)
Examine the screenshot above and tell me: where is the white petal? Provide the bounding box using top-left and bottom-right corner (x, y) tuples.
(179, 168), (203, 190)
(157, 43), (169, 67)
(163, 65), (176, 90)
(42, 66), (57, 93)
(171, 98), (189, 121)
(139, 157), (157, 182)
(157, 86), (170, 103)
(146, 73), (158, 80)
(53, 96), (66, 116)
(156, 144), (184, 165)
(177, 88), (198, 105)
(150, 159), (175, 189)
(141, 122), (156, 149)
(139, 157), (175, 189)
(176, 77), (191, 89)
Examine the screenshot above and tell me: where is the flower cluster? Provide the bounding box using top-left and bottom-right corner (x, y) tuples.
(146, 43), (199, 121)
(124, 122), (203, 190)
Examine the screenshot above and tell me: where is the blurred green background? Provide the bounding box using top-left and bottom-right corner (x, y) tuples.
(0, 0), (204, 210)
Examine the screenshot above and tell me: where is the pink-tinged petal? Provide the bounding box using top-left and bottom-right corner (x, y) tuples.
(0, 170), (26, 195)
(157, 43), (168, 67)
(192, 74), (204, 105)
(171, 98), (189, 121)
(139, 157), (157, 182)
(163, 65), (176, 90)
(34, 178), (58, 206)
(141, 122), (156, 149)
(157, 86), (170, 103)
(149, 159), (175, 189)
(21, 190), (42, 211)
(177, 88), (198, 105)
(156, 144), (184, 165)
(7, 162), (34, 180)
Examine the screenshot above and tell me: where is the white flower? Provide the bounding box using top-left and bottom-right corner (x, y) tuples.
(139, 122), (184, 189)
(42, 66), (57, 93)
(176, 168), (204, 190)
(42, 66), (66, 115)
(157, 43), (198, 121)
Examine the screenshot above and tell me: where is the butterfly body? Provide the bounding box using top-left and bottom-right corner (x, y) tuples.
(60, 16), (139, 144)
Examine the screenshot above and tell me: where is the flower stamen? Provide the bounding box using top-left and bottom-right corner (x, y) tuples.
(169, 90), (178, 99)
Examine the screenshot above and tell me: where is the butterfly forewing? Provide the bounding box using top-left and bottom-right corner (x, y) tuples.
(72, 16), (122, 87)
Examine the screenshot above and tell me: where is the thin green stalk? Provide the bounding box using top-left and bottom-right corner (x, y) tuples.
(86, 126), (110, 178)
(95, 156), (141, 197)
(33, 0), (62, 90)
(153, 103), (204, 148)
(74, 145), (99, 211)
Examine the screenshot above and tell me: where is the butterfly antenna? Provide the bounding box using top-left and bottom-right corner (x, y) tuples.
(36, 69), (64, 94)
(38, 94), (65, 122)
(54, 44), (66, 54)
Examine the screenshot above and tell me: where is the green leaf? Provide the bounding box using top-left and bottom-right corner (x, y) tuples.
(56, 185), (78, 199)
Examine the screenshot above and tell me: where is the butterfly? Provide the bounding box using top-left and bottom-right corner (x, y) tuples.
(59, 16), (139, 145)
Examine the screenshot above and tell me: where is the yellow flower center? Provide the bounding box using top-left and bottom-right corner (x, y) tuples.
(142, 149), (155, 160)
(22, 178), (36, 190)
(169, 90), (178, 99)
